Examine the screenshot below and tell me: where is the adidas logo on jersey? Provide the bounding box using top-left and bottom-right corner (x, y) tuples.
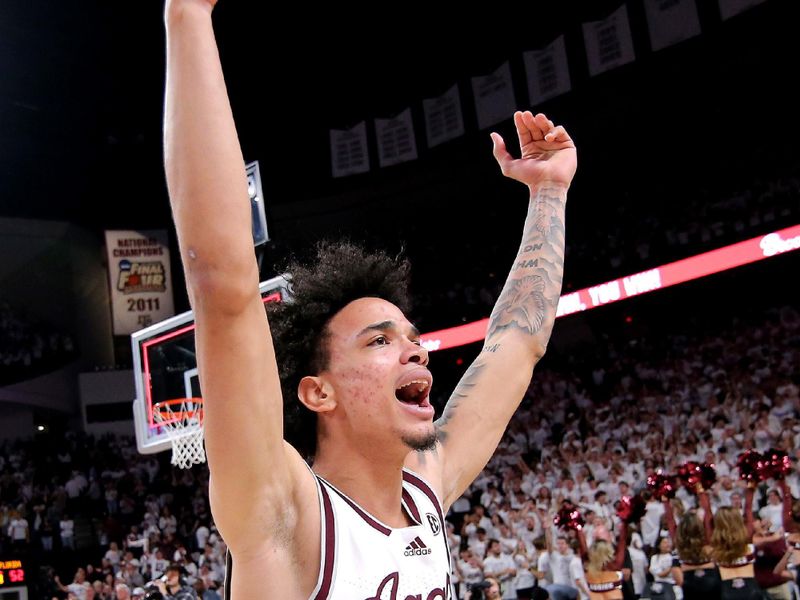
(404, 536), (432, 556)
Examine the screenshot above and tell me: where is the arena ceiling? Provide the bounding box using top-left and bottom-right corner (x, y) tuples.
(0, 1), (797, 233)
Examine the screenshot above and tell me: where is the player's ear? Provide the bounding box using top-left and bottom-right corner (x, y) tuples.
(298, 376), (336, 413)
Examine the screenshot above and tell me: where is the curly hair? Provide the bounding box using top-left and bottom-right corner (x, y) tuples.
(676, 512), (711, 564)
(267, 241), (412, 460)
(711, 506), (750, 564)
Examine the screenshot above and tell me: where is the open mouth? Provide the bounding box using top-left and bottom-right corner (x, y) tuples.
(395, 379), (430, 405)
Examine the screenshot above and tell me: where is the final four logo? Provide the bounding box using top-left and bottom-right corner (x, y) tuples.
(117, 260), (167, 294)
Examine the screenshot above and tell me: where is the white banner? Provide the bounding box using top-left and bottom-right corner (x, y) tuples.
(583, 4), (636, 77)
(105, 230), (175, 335)
(524, 36), (572, 107)
(644, 0), (701, 51)
(718, 0), (766, 20)
(375, 108), (418, 168)
(330, 121), (370, 178)
(472, 62), (516, 130)
(423, 84), (465, 148)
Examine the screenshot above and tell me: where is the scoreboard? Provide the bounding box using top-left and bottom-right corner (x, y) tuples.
(0, 558), (28, 599)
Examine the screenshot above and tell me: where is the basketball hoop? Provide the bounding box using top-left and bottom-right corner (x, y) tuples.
(152, 398), (205, 468)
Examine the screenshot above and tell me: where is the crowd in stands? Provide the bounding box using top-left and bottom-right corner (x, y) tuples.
(1, 299), (796, 599)
(0, 298), (76, 386)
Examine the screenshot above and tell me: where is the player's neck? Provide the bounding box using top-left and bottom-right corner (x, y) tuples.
(313, 443), (410, 528)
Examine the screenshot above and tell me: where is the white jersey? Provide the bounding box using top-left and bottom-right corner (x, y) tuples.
(309, 468), (452, 599)
(223, 468), (451, 599)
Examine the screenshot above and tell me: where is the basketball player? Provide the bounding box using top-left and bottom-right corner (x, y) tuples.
(163, 0), (577, 597)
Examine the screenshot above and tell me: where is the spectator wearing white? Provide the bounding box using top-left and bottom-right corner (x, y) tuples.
(456, 549), (485, 599)
(148, 549), (170, 580)
(484, 538), (518, 599)
(515, 515), (543, 553)
(585, 491), (613, 532)
(195, 521), (210, 551)
(65, 470), (87, 498)
(118, 560), (145, 589)
(568, 546), (590, 600)
(649, 536), (683, 600)
(512, 540), (538, 600)
(469, 528), (490, 559)
(104, 541), (121, 566)
(627, 533), (648, 598)
(158, 506), (177, 536)
(55, 568), (91, 600)
(125, 526), (147, 557)
(759, 489), (784, 530)
(60, 514), (75, 550)
(714, 476), (737, 510)
(6, 510), (29, 547)
(543, 535), (579, 600)
(641, 492), (666, 550)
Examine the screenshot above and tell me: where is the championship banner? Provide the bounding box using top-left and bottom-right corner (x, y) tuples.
(583, 4), (636, 77)
(375, 108), (418, 168)
(524, 36), (572, 107)
(105, 230), (175, 335)
(330, 121), (370, 178)
(472, 62), (516, 130)
(643, 0), (701, 51)
(423, 84), (465, 148)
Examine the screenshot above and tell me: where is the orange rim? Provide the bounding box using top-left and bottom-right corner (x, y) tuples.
(153, 398), (204, 423)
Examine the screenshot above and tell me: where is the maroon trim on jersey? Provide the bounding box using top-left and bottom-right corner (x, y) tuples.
(402, 470), (450, 563)
(313, 483), (336, 600)
(402, 488), (422, 525)
(325, 482), (393, 536)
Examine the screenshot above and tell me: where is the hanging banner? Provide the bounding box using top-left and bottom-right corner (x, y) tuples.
(375, 108), (418, 168)
(583, 4), (636, 77)
(524, 36), (572, 107)
(644, 0), (701, 51)
(105, 230), (175, 335)
(330, 121), (370, 178)
(718, 0), (766, 20)
(472, 62), (516, 130)
(423, 84), (465, 148)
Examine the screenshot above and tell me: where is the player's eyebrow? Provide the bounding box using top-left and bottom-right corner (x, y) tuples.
(356, 320), (421, 339)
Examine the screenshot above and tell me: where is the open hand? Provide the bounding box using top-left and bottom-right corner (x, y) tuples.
(491, 111), (577, 190)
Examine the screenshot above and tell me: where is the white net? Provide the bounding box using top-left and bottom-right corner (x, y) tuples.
(153, 399), (206, 469)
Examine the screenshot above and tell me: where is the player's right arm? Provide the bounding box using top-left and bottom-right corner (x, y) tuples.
(163, 0), (312, 560)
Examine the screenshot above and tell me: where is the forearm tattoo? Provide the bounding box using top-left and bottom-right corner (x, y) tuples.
(436, 186), (566, 441)
(488, 185), (566, 341)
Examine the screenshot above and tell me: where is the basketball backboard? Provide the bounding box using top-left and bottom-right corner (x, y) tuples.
(132, 274), (291, 454)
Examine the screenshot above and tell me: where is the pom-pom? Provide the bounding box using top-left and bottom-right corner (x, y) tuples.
(617, 495), (647, 524)
(647, 471), (678, 499)
(762, 448), (792, 481)
(736, 450), (765, 485)
(554, 504), (585, 531)
(677, 461), (717, 494)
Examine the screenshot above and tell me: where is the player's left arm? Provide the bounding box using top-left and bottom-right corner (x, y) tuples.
(413, 111), (576, 510)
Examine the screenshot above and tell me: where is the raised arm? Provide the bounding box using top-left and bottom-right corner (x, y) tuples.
(430, 111), (576, 508)
(577, 528), (589, 560)
(663, 498), (676, 543)
(163, 0), (305, 554)
(779, 479), (796, 533)
(609, 522), (628, 571)
(698, 492), (713, 545)
(744, 487), (755, 538)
